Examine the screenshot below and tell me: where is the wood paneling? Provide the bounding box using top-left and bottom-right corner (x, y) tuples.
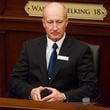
(0, 0), (110, 106)
(0, 31), (6, 96)
(0, 0), (5, 15)
(1, 0), (110, 21)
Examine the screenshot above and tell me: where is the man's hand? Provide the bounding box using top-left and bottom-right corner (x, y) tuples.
(41, 87), (66, 102)
(30, 86), (45, 101)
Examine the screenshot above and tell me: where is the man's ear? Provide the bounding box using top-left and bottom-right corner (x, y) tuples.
(42, 18), (45, 28)
(66, 18), (68, 27)
(42, 18), (44, 23)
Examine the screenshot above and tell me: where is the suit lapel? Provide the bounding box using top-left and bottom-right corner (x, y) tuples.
(39, 37), (49, 85)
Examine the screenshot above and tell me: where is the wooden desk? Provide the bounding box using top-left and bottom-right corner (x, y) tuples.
(0, 98), (109, 110)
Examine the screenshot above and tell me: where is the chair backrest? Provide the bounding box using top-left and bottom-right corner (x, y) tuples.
(87, 43), (100, 74)
(87, 43), (101, 102)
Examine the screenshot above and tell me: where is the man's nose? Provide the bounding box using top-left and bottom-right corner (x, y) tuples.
(53, 23), (58, 30)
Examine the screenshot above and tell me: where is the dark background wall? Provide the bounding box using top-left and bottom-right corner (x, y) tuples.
(0, 0), (110, 105)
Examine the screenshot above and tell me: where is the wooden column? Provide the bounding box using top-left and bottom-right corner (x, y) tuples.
(0, 31), (6, 96)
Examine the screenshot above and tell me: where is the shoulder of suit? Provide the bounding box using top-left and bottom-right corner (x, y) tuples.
(67, 36), (88, 47)
(24, 36), (46, 45)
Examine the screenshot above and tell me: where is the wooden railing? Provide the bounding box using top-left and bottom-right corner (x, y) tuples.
(0, 98), (109, 110)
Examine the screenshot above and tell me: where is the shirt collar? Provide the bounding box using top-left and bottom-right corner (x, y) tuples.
(47, 33), (66, 50)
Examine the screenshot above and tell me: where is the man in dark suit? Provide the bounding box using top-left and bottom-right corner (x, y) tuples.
(9, 2), (98, 102)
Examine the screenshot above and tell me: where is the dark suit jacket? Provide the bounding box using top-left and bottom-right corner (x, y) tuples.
(9, 35), (98, 102)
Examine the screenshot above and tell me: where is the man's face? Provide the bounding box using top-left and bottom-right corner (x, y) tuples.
(42, 6), (68, 42)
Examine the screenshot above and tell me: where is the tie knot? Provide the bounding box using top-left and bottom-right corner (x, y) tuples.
(52, 43), (58, 50)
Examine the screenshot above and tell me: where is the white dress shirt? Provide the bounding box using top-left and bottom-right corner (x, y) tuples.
(46, 33), (66, 69)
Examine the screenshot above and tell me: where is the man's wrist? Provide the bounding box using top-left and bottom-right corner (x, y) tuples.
(62, 93), (67, 102)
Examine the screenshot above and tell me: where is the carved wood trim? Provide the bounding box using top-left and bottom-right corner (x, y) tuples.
(0, 16), (110, 36)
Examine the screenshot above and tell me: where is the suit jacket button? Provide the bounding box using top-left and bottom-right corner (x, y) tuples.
(48, 77), (51, 80)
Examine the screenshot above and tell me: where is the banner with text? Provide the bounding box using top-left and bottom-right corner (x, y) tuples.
(24, 1), (107, 20)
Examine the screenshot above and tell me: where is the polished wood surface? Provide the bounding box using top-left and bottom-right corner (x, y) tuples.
(0, 98), (81, 110)
(0, 0), (110, 105)
(0, 98), (109, 110)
